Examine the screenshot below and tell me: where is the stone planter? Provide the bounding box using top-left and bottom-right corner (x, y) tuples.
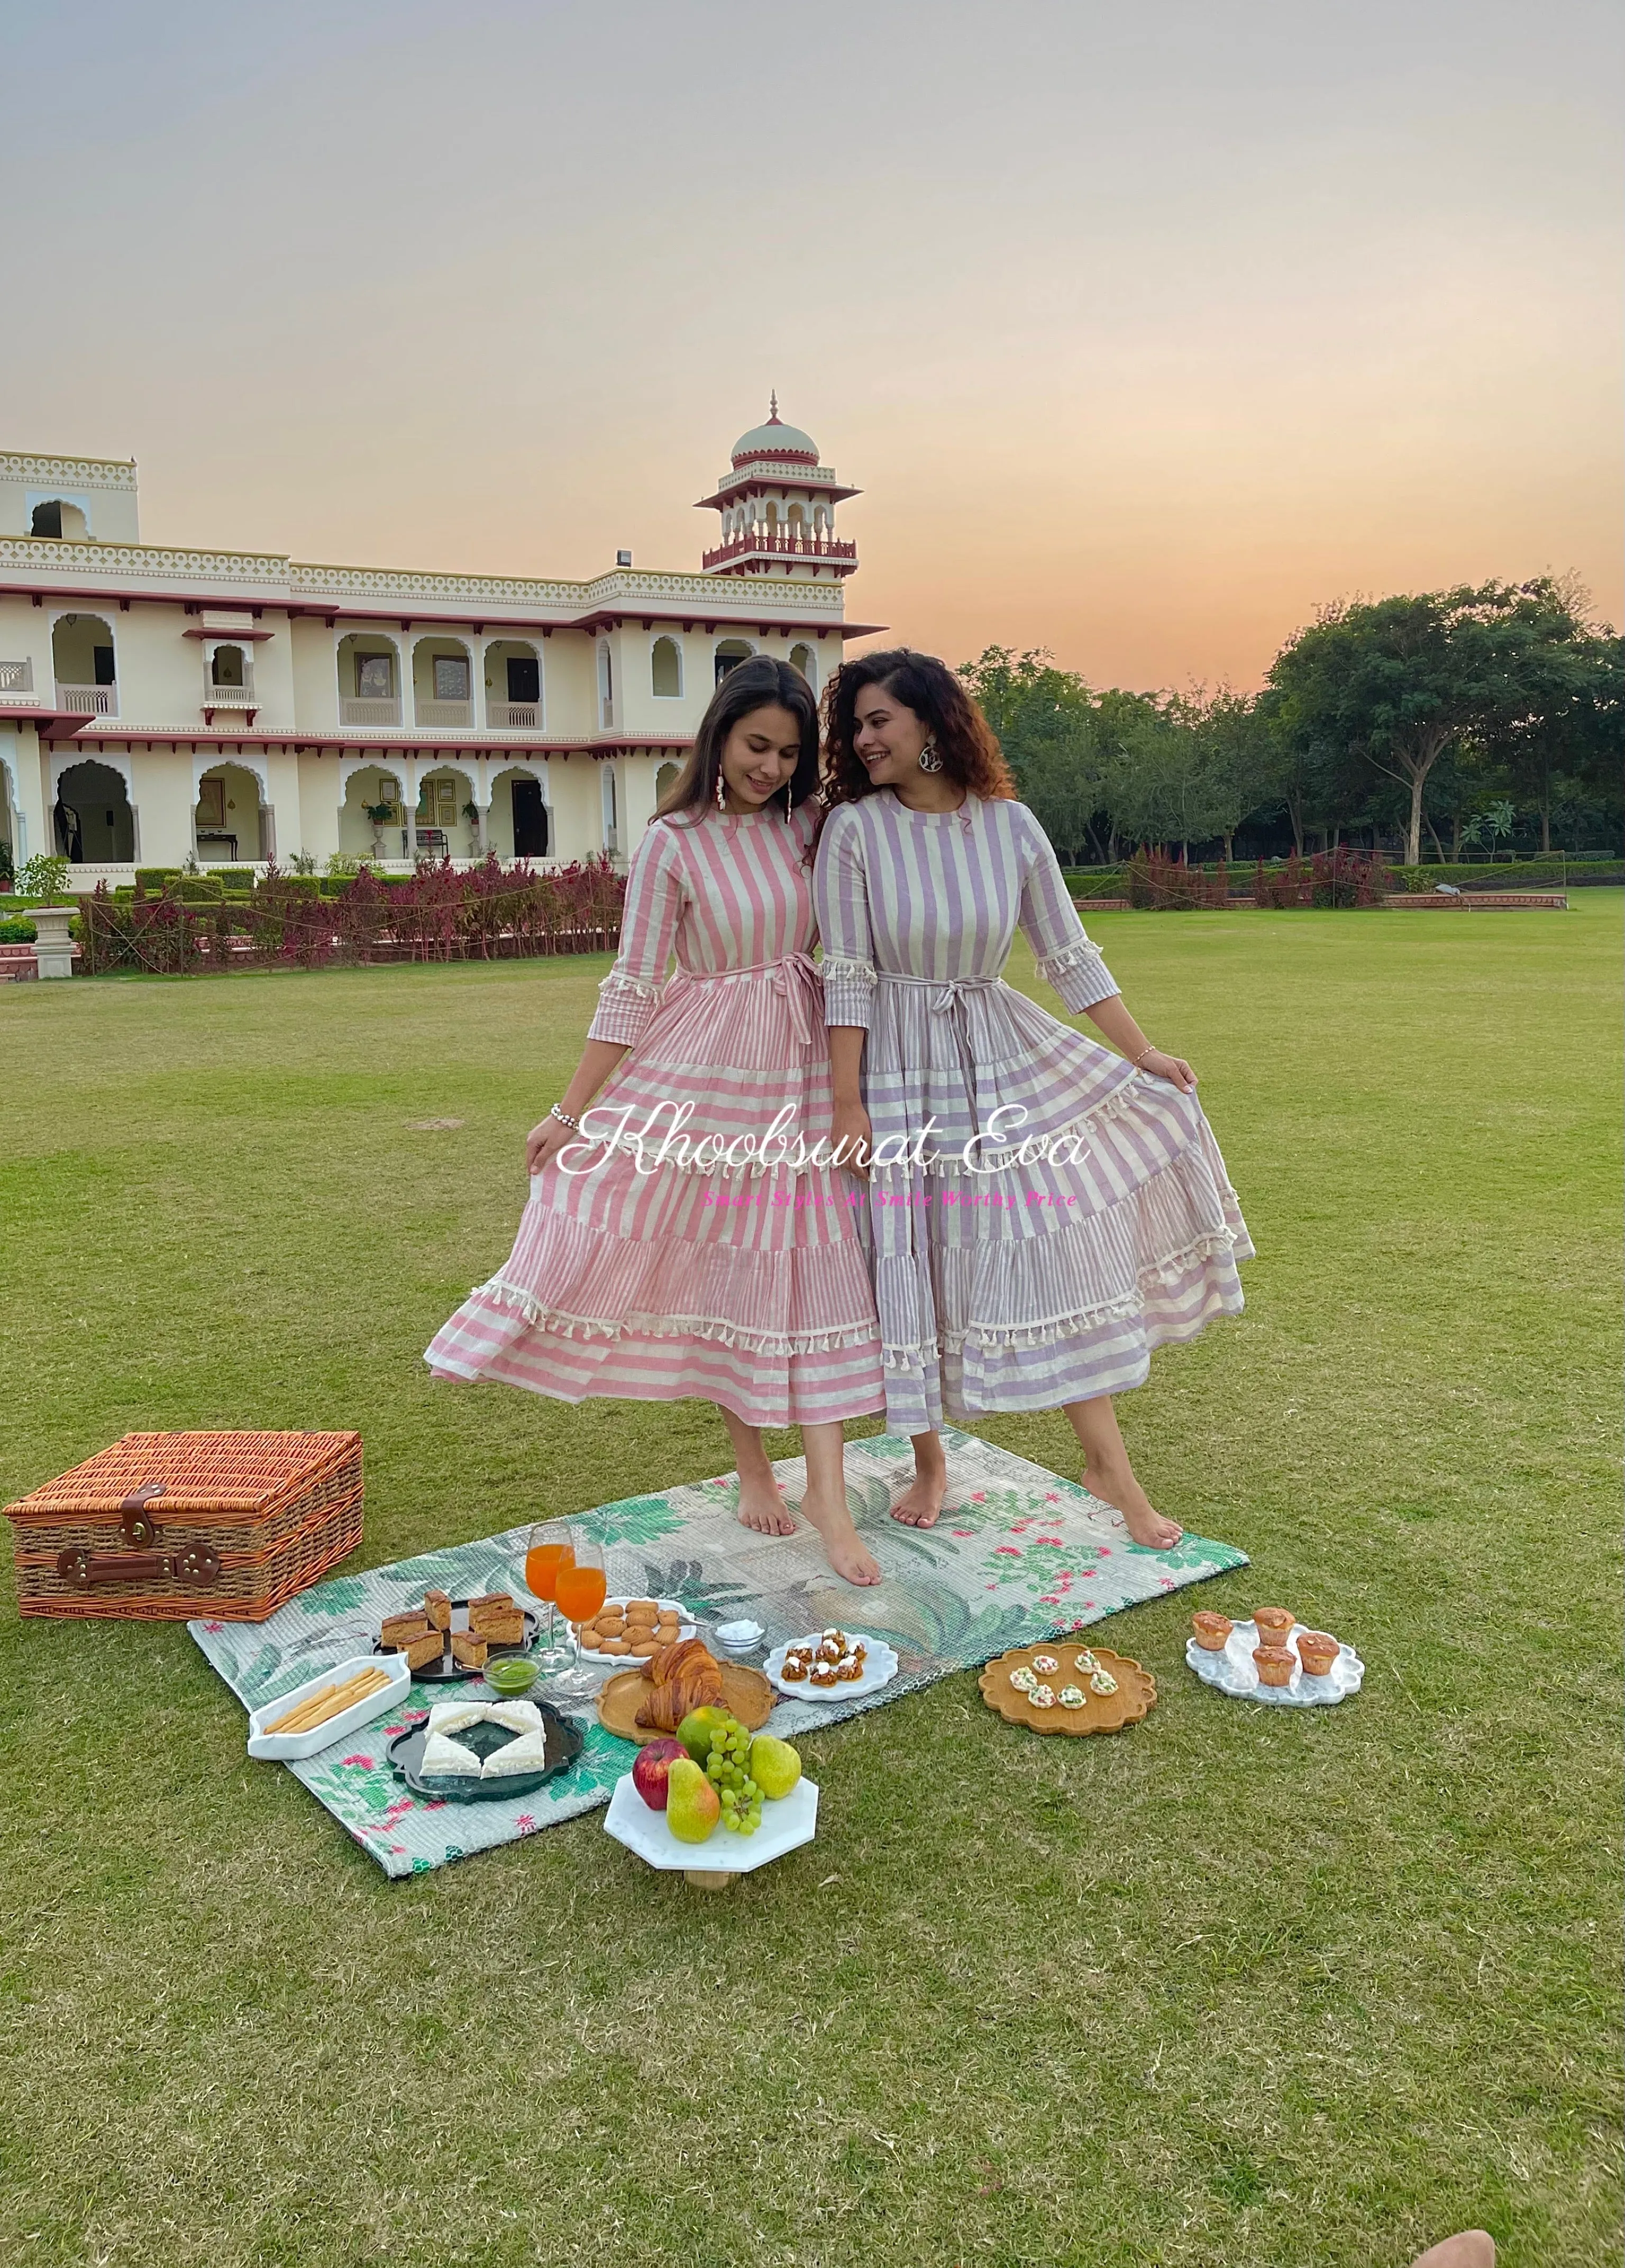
(29, 905), (78, 979)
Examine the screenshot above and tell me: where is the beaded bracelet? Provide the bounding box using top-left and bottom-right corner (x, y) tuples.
(549, 1103), (582, 1132)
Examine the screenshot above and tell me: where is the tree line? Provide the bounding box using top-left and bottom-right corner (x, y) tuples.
(960, 576), (1622, 868)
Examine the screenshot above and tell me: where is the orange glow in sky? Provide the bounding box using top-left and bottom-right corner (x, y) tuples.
(6, 1), (1618, 691)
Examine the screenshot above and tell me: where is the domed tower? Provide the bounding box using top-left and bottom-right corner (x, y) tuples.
(696, 396), (860, 580)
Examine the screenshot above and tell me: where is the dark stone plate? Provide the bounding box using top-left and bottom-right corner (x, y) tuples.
(386, 1703), (583, 1804)
(372, 1596), (540, 1683)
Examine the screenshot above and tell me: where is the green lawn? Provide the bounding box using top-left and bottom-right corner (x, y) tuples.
(2, 898), (1619, 2268)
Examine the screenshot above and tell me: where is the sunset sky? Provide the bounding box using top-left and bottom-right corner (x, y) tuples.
(6, 0), (1619, 690)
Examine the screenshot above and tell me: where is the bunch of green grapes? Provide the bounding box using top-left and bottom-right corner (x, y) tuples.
(704, 1717), (764, 1834)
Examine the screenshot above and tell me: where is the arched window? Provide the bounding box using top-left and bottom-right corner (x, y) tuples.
(211, 644), (247, 688)
(654, 761), (680, 806)
(31, 499), (90, 540)
(651, 636), (682, 698)
(714, 638), (753, 687)
(789, 644), (817, 691)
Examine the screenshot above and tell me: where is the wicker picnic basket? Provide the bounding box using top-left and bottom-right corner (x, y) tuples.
(4, 1431), (363, 1622)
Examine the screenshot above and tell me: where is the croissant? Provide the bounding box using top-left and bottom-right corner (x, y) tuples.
(634, 1637), (724, 1732)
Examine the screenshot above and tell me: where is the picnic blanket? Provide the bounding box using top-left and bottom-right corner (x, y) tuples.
(190, 1428), (1246, 1878)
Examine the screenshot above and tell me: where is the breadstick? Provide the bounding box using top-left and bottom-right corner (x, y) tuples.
(266, 1668), (387, 1735)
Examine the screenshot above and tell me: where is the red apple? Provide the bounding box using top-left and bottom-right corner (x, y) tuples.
(631, 1737), (688, 1811)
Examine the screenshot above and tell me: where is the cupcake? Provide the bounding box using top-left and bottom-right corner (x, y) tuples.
(1252, 1645), (1295, 1688)
(1253, 1607), (1296, 1648)
(1296, 1631), (1340, 1677)
(1191, 1610), (1233, 1652)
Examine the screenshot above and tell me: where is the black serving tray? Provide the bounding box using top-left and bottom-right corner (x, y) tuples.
(386, 1704), (583, 1804)
(372, 1596), (540, 1683)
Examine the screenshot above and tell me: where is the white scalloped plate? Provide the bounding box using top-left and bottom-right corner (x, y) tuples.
(764, 1634), (899, 1702)
(1185, 1619), (1364, 1708)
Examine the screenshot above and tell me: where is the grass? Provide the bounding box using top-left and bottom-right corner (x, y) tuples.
(1, 897), (1619, 2268)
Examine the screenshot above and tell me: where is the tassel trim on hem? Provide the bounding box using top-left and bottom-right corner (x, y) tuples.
(475, 1276), (883, 1360)
(874, 1229), (1247, 1365)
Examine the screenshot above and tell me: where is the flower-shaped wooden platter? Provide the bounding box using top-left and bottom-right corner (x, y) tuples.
(979, 1643), (1156, 1737)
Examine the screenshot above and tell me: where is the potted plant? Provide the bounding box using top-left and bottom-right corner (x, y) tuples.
(363, 801), (395, 860)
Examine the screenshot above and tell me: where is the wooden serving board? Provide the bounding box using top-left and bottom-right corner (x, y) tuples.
(978, 1643), (1156, 1737)
(597, 1662), (774, 1744)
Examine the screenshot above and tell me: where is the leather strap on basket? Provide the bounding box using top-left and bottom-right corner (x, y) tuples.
(56, 1541), (222, 1589)
(118, 1482), (167, 1547)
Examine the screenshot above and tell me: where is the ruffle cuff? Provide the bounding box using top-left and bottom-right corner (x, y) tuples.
(819, 955), (875, 1030)
(585, 971), (662, 1048)
(1038, 937), (1120, 1013)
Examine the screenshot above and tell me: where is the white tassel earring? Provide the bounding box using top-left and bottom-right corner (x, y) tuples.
(715, 762), (728, 813)
(917, 735), (944, 774)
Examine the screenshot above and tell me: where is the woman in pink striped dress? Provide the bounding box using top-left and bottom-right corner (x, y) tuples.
(426, 657), (887, 1586)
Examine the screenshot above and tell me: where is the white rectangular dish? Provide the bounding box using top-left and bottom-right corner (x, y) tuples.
(247, 1651), (412, 1760)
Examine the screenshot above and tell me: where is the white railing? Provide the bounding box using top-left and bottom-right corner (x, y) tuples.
(488, 700), (541, 730)
(204, 673), (257, 707)
(0, 658), (34, 694)
(416, 699), (472, 729)
(56, 681), (117, 715)
(340, 696), (402, 727)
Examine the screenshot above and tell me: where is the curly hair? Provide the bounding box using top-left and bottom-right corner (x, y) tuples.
(820, 648), (1017, 808)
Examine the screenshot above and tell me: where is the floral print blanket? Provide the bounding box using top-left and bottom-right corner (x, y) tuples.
(189, 1429), (1245, 1878)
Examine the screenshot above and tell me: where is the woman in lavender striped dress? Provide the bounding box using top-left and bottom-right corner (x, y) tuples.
(427, 657), (887, 1586)
(813, 650), (1252, 1549)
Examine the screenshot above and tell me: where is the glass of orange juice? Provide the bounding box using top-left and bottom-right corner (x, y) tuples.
(549, 1529), (608, 1699)
(524, 1520), (575, 1672)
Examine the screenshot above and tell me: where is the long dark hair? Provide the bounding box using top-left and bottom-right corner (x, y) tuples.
(821, 647), (1016, 808)
(654, 654), (821, 823)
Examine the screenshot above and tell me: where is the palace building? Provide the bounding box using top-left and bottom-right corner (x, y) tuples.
(0, 401), (875, 885)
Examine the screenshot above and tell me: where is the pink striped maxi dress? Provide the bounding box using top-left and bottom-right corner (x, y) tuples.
(425, 800), (887, 1428)
(813, 790), (1253, 1436)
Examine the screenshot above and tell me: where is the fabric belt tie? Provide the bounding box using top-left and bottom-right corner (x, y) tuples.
(875, 972), (1001, 1108)
(684, 951), (821, 1047)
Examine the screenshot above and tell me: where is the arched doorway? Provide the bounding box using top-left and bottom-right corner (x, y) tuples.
(195, 763), (266, 863)
(56, 759), (134, 862)
(336, 634), (402, 727)
(339, 765), (405, 861)
(490, 768), (549, 860)
(486, 640), (542, 729)
(414, 765), (478, 858)
(52, 614), (118, 716)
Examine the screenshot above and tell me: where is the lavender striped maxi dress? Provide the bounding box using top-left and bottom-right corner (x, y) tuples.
(812, 790), (1253, 1435)
(425, 800), (887, 1428)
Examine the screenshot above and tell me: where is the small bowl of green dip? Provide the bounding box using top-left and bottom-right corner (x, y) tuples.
(484, 1655), (540, 1697)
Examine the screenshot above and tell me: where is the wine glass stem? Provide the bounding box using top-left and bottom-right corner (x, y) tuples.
(545, 1601), (556, 1652)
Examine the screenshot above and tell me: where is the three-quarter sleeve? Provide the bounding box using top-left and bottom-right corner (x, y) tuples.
(812, 805), (878, 1029)
(587, 822), (685, 1048)
(1014, 806), (1121, 1013)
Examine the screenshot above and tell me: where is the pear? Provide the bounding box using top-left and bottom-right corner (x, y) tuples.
(664, 1756), (720, 1844)
(748, 1733), (801, 1801)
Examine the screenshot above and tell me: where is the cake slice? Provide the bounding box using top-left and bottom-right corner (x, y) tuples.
(471, 1606), (526, 1646)
(482, 1727), (548, 1776)
(423, 1589), (453, 1632)
(380, 1610), (430, 1646)
(450, 1630), (488, 1670)
(404, 1630), (444, 1672)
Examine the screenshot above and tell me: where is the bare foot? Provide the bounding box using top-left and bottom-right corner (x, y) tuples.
(736, 1472), (797, 1537)
(1084, 1455), (1183, 1550)
(1411, 2237), (1495, 2268)
(799, 1490), (882, 1585)
(891, 1467), (946, 1528)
